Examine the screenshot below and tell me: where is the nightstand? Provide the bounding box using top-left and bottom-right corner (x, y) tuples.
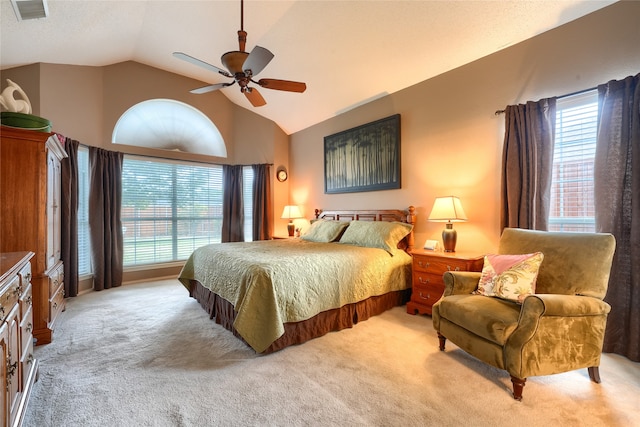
(407, 250), (484, 315)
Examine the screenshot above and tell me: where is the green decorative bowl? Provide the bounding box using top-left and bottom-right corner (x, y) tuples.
(1, 112), (52, 132)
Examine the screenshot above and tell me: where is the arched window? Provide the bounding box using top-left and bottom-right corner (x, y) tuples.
(112, 99), (227, 157)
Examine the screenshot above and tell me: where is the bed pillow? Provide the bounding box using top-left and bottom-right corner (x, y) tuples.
(475, 252), (544, 303)
(301, 219), (349, 243)
(338, 220), (413, 255)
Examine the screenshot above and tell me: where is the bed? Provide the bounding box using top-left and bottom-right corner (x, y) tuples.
(178, 207), (416, 353)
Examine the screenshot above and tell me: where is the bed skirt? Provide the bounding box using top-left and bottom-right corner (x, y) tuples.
(187, 279), (411, 354)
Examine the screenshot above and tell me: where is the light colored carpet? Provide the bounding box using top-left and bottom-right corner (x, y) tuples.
(24, 279), (639, 427)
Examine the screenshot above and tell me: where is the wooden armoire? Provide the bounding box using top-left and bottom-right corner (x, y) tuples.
(0, 126), (67, 346)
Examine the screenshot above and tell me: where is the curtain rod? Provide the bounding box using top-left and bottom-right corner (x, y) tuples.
(494, 85), (598, 115)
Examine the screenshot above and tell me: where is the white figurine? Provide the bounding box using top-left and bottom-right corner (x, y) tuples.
(0, 79), (32, 114)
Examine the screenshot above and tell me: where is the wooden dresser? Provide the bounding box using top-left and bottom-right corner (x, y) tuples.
(407, 250), (484, 315)
(0, 126), (67, 345)
(1, 252), (38, 427)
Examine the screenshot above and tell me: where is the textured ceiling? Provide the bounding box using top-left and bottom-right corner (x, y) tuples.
(0, 0), (617, 134)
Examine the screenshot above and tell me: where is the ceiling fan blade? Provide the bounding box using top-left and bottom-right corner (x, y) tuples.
(244, 87), (267, 107)
(190, 82), (235, 95)
(242, 46), (274, 76)
(173, 52), (232, 78)
(257, 79), (307, 93)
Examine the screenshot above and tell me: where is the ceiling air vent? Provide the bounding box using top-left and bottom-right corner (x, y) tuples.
(10, 0), (49, 21)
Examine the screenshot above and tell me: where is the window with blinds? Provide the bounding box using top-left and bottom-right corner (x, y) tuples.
(243, 167), (254, 242)
(77, 146), (91, 276)
(121, 157), (257, 267)
(549, 90), (598, 232)
(121, 156), (223, 266)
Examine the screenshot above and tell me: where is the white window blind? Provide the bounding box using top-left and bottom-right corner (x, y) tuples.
(243, 166), (254, 242)
(121, 156), (224, 266)
(77, 146), (91, 275)
(549, 90), (598, 232)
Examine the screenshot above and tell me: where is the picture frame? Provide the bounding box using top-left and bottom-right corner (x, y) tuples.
(324, 114), (401, 194)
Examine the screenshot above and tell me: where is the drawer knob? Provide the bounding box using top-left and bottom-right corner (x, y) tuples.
(26, 295), (33, 306)
(53, 302), (58, 310)
(27, 354), (34, 365)
(418, 277), (430, 285)
(446, 265), (461, 271)
(418, 260), (430, 268)
(25, 272), (32, 282)
(26, 322), (33, 333)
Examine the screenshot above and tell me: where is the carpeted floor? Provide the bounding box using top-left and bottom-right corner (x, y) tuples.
(23, 279), (640, 427)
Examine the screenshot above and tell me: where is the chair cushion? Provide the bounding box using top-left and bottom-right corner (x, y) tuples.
(437, 295), (521, 345)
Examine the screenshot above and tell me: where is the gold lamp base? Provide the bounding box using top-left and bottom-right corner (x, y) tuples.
(287, 221), (295, 237)
(442, 222), (457, 252)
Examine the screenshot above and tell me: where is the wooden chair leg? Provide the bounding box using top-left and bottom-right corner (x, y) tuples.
(437, 332), (446, 351)
(510, 376), (526, 401)
(588, 366), (601, 383)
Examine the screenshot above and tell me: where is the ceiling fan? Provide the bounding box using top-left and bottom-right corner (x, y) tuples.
(173, 0), (306, 107)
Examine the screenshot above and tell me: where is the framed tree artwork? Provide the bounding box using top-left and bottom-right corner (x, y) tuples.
(324, 114), (401, 194)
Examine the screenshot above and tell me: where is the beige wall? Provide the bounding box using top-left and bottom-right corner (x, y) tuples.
(289, 1), (640, 254)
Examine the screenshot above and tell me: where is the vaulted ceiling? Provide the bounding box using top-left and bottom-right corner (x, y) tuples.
(0, 0), (617, 134)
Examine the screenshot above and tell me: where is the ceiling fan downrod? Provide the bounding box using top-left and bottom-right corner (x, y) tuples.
(238, 0), (246, 52)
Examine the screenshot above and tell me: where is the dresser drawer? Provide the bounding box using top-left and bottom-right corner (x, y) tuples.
(48, 264), (64, 297)
(49, 286), (65, 325)
(1, 275), (21, 322)
(18, 262), (32, 287)
(20, 334), (35, 390)
(20, 304), (34, 356)
(20, 283), (33, 319)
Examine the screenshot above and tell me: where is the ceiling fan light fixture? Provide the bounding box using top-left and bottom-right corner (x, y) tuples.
(221, 51), (250, 75)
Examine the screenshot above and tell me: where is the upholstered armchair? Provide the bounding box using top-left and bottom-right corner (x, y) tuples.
(432, 228), (616, 400)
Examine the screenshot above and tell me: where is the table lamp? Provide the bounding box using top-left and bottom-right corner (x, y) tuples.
(428, 196), (467, 252)
(281, 205), (303, 237)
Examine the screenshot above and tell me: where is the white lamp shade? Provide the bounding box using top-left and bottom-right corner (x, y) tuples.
(281, 205), (303, 219)
(428, 196), (467, 222)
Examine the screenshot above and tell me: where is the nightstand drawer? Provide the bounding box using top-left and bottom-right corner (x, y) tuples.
(413, 256), (479, 275)
(412, 281), (444, 307)
(413, 271), (442, 288)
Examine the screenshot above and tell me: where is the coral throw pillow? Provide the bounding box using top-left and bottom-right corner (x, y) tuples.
(476, 252), (544, 303)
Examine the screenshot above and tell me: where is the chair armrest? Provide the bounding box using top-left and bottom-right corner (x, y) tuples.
(506, 294), (612, 379)
(442, 271), (482, 296)
(525, 294), (611, 317)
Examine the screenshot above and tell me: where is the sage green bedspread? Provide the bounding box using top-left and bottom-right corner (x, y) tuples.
(178, 239), (412, 353)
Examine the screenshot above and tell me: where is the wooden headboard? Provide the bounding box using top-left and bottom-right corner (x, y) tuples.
(314, 206), (416, 251)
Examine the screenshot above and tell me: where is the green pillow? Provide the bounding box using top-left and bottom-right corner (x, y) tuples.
(338, 220), (413, 255)
(301, 219), (349, 243)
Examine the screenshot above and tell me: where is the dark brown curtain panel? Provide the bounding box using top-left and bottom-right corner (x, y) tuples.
(88, 147), (124, 291)
(60, 137), (79, 297)
(595, 74), (640, 362)
(500, 98), (557, 231)
(221, 165), (244, 242)
(252, 164), (273, 240)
